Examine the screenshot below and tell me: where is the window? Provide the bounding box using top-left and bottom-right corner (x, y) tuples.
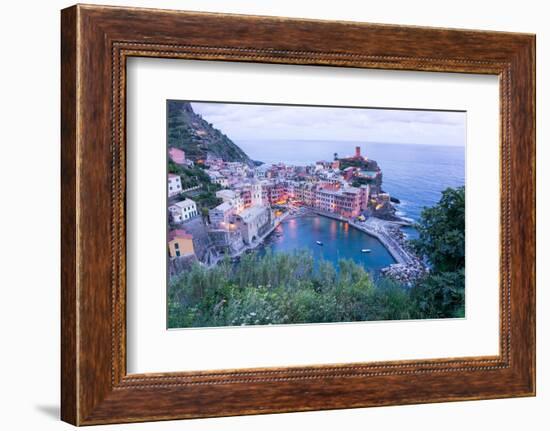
(175, 250), (180, 257)
(174, 243), (179, 249)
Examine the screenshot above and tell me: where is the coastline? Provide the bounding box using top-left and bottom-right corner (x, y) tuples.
(193, 203), (426, 286)
(308, 209), (427, 284)
(206, 211), (290, 268)
(266, 207), (426, 281)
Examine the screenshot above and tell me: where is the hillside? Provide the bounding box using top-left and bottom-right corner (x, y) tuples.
(167, 101), (253, 165)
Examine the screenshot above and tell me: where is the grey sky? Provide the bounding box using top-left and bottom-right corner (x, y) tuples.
(191, 102), (466, 147)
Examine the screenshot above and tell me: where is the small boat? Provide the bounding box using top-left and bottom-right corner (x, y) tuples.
(361, 248), (372, 253)
(316, 241), (323, 246)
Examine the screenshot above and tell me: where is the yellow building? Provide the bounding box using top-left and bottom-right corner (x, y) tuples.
(168, 229), (195, 258)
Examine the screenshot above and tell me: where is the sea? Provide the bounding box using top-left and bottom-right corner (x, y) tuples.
(263, 215), (396, 273)
(237, 140), (465, 269)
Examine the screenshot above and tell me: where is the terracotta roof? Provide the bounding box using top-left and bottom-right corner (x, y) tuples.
(168, 229), (193, 241)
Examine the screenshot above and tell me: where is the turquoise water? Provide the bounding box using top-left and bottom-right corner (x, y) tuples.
(264, 215), (395, 272)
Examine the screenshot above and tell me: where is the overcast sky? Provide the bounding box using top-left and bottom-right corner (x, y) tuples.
(190, 102), (466, 147)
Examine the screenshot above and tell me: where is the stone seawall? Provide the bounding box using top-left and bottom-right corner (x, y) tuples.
(350, 222), (412, 265)
(310, 209), (427, 284)
(310, 209), (411, 265)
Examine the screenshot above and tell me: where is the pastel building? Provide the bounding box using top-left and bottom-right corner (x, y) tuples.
(314, 186), (361, 218)
(267, 182), (289, 205)
(167, 229), (194, 258)
(169, 198), (198, 223)
(292, 183), (363, 218)
(334, 188), (362, 218)
(168, 147), (186, 165)
(237, 181), (263, 209)
(255, 165), (270, 179)
(236, 205), (272, 245)
(216, 189), (244, 213)
(250, 181), (262, 206)
(209, 201), (235, 228)
(360, 184), (371, 210)
(168, 173), (182, 197)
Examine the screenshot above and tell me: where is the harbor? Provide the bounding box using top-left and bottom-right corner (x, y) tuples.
(258, 206), (427, 278)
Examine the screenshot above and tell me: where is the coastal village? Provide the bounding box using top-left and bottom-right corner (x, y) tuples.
(165, 101), (467, 328)
(167, 142), (426, 285)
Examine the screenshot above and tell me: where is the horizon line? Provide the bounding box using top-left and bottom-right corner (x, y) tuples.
(233, 138), (465, 148)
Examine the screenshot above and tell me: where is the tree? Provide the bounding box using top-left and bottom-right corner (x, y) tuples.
(410, 269), (465, 319)
(413, 186), (465, 272)
(200, 207), (210, 223)
(410, 186), (465, 319)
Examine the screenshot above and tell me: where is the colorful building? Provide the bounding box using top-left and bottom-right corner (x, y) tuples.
(236, 205), (272, 245)
(209, 201), (235, 228)
(167, 229), (195, 258)
(168, 147), (186, 165)
(314, 186), (362, 218)
(216, 189), (244, 213)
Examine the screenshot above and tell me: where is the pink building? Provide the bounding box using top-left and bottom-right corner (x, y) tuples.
(168, 147), (186, 165)
(293, 183), (362, 218)
(315, 186), (361, 218)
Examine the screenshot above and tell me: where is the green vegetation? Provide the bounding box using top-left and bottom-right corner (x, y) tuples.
(167, 101), (252, 164)
(411, 186), (465, 318)
(351, 177), (374, 187)
(167, 186), (467, 328)
(413, 186), (465, 272)
(410, 269), (465, 319)
(169, 161), (207, 189)
(168, 162), (222, 211)
(168, 251), (414, 328)
(192, 189), (222, 211)
(339, 158), (367, 169)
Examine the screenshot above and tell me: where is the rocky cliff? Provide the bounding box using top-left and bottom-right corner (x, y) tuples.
(167, 101), (253, 165)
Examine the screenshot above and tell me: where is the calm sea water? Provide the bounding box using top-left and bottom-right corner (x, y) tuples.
(265, 215), (395, 272)
(238, 140), (465, 270)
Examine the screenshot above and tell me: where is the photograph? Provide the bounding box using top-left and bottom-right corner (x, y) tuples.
(166, 101), (466, 329)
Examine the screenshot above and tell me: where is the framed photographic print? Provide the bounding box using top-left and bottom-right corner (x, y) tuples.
(61, 4), (536, 425)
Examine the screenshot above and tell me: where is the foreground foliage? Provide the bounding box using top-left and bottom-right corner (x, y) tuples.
(413, 186), (465, 272)
(168, 250), (450, 328)
(411, 186), (466, 319)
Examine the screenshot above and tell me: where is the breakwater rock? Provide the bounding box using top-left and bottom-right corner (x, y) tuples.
(380, 224), (427, 285)
(381, 262), (427, 286)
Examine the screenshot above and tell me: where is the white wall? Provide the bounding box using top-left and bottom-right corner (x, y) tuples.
(0, 0), (546, 430)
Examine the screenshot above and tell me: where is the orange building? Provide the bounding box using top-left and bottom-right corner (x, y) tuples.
(168, 229), (194, 258)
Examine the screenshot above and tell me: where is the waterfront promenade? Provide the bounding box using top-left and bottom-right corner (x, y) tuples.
(310, 208), (415, 266)
(207, 205), (422, 279)
(351, 218), (415, 265)
(207, 211), (290, 267)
